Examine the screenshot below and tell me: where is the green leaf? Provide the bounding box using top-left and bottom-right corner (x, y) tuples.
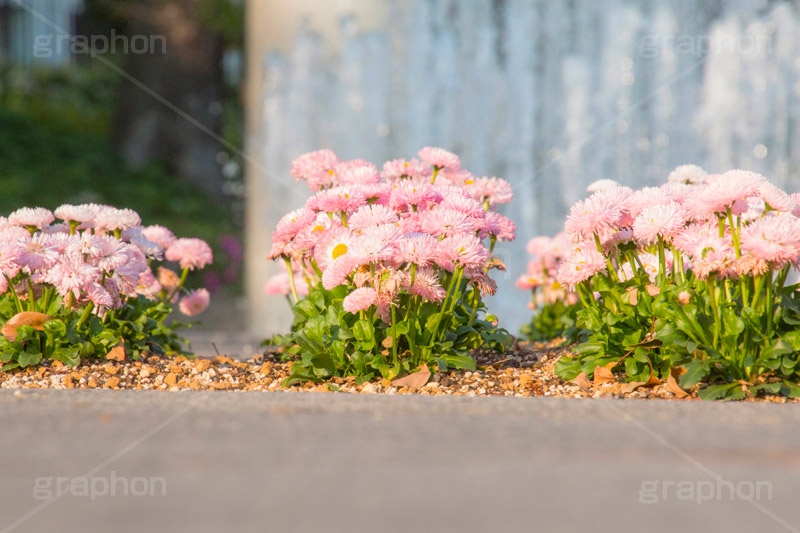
(698, 383), (738, 401)
(680, 359), (710, 388)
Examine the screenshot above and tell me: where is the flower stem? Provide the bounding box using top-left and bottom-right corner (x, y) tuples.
(390, 304), (398, 364)
(283, 258), (299, 304)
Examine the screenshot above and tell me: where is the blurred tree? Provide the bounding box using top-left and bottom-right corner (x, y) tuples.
(84, 0), (242, 198)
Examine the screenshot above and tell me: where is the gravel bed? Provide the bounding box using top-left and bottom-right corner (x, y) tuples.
(0, 340), (795, 402)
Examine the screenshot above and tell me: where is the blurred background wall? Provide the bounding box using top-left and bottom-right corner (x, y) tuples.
(246, 0), (800, 334)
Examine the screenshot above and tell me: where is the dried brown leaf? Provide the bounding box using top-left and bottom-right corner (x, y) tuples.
(570, 372), (592, 389)
(593, 366), (616, 386)
(392, 364), (431, 388)
(106, 342), (127, 362)
(665, 373), (689, 398)
(1, 312), (56, 341)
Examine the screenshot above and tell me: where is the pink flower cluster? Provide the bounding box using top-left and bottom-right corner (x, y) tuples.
(269, 147), (516, 317)
(516, 233), (579, 308)
(554, 168), (800, 289)
(0, 205), (213, 317)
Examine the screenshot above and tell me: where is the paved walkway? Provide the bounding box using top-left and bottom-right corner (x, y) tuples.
(1, 391), (799, 533)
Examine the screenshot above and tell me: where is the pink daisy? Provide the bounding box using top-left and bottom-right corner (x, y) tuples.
(758, 182), (795, 213)
(348, 205), (399, 231)
(740, 215), (800, 269)
(45, 256), (101, 299)
(136, 269), (162, 299)
(667, 164), (707, 185)
(335, 161), (380, 186)
(290, 149), (338, 190)
(625, 187), (678, 219)
(556, 248), (607, 289)
(165, 238), (213, 270)
(437, 234), (490, 269)
(322, 256), (357, 290)
(465, 177), (514, 206)
(697, 170), (766, 214)
(179, 288), (211, 316)
(586, 179), (621, 193)
(18, 233), (58, 271)
(8, 207), (54, 229)
(273, 208), (316, 244)
(420, 208), (474, 237)
(142, 225), (177, 249)
(342, 287), (378, 313)
(54, 204), (96, 225)
(0, 241), (24, 277)
(313, 227), (356, 270)
(418, 146), (461, 170)
(633, 202), (687, 245)
(481, 212), (517, 242)
(564, 194), (623, 241)
(389, 182), (441, 210)
(395, 235), (438, 266)
(407, 268), (447, 302)
(307, 186), (368, 213)
(93, 207), (142, 232)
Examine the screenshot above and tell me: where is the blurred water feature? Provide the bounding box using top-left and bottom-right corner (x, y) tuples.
(251, 0), (800, 333)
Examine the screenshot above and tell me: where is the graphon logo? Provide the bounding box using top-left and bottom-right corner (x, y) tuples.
(33, 29), (167, 58)
(33, 472), (167, 500)
(639, 477), (773, 504)
(638, 33), (772, 59)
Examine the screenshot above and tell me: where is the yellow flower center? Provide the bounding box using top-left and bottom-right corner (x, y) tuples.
(331, 243), (348, 259)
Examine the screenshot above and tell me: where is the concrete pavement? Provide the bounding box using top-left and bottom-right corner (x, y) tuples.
(0, 390), (799, 533)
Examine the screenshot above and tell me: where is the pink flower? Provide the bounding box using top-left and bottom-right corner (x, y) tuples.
(18, 234), (58, 271)
(420, 208), (474, 237)
(465, 177), (514, 206)
(8, 207), (54, 229)
(667, 164), (707, 185)
(45, 256), (101, 299)
(792, 193), (800, 217)
(389, 182), (441, 210)
(678, 290), (692, 305)
(0, 241), (24, 277)
(93, 207), (142, 232)
(343, 287), (378, 313)
(633, 202), (687, 244)
(54, 204), (96, 224)
(626, 187), (678, 219)
(556, 247), (607, 289)
(439, 195), (485, 218)
(179, 289), (211, 316)
(418, 146), (460, 170)
(322, 256), (357, 290)
(526, 233), (570, 260)
(395, 235), (438, 266)
(380, 158), (432, 181)
(335, 161), (380, 186)
(696, 170), (766, 214)
(586, 179), (621, 193)
(142, 225), (177, 249)
(348, 205), (399, 231)
(481, 212), (517, 242)
(740, 215), (800, 269)
(758, 182), (795, 213)
(437, 234), (490, 269)
(307, 186), (368, 213)
(0, 225), (32, 241)
(137, 270), (162, 299)
(314, 227), (356, 270)
(165, 238), (213, 271)
(564, 194), (623, 241)
(291, 149), (338, 191)
(407, 268), (446, 302)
